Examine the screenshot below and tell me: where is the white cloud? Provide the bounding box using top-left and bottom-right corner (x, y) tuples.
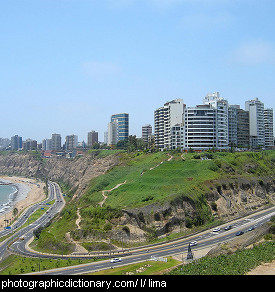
(232, 41), (275, 65)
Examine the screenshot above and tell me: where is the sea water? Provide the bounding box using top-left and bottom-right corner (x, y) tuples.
(0, 185), (17, 213)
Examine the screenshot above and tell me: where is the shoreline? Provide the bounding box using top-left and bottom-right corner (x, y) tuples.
(0, 176), (46, 228)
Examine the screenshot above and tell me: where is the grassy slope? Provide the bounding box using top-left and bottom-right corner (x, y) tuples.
(168, 241), (275, 275)
(81, 150), (275, 210)
(33, 150), (275, 254)
(80, 151), (222, 209)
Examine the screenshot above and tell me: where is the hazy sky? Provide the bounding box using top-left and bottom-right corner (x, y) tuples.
(1, 0), (275, 142)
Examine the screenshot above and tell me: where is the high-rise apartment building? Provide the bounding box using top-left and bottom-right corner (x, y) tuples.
(228, 105), (250, 148)
(23, 139), (37, 151)
(264, 108), (274, 149)
(65, 134), (78, 150)
(42, 139), (52, 151)
(142, 124), (152, 144)
(245, 98), (265, 148)
(154, 93), (273, 152)
(11, 135), (22, 150)
(107, 113), (129, 146)
(203, 92), (229, 150)
(107, 121), (118, 147)
(110, 113), (129, 141)
(154, 99), (185, 149)
(228, 105), (239, 147)
(87, 131), (98, 148)
(51, 134), (62, 151)
(184, 104), (217, 150)
(236, 108), (250, 148)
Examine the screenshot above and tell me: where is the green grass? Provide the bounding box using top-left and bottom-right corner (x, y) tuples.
(81, 151), (223, 209)
(30, 204), (78, 255)
(168, 241), (275, 275)
(0, 254), (97, 275)
(89, 257), (180, 275)
(32, 150), (275, 255)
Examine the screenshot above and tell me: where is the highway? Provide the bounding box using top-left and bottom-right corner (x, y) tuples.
(28, 204), (275, 275)
(1, 180), (274, 275)
(0, 181), (65, 260)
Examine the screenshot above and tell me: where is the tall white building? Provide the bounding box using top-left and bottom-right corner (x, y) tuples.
(42, 139), (52, 151)
(203, 92), (229, 150)
(108, 121), (118, 147)
(142, 124), (152, 144)
(245, 98), (265, 148)
(154, 99), (185, 149)
(184, 104), (217, 151)
(228, 105), (239, 147)
(264, 108), (274, 149)
(51, 134), (61, 151)
(87, 131), (98, 148)
(65, 134), (78, 150)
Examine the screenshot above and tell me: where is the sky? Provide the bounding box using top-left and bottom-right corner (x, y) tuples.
(1, 0), (275, 143)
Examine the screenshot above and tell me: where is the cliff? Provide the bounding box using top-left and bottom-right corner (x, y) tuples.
(1, 151), (275, 246)
(0, 152), (120, 195)
(115, 176), (275, 241)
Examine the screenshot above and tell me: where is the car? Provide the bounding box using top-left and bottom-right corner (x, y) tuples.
(248, 226), (255, 231)
(224, 225), (232, 231)
(110, 258), (121, 263)
(213, 227), (220, 232)
(235, 231), (244, 236)
(190, 241), (197, 246)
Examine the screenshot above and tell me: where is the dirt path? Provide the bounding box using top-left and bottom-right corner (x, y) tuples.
(99, 153), (173, 206)
(99, 180), (127, 207)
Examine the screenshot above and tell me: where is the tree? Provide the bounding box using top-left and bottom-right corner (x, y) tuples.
(13, 208), (18, 218)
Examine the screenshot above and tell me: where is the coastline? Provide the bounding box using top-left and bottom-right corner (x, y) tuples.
(0, 176), (46, 228)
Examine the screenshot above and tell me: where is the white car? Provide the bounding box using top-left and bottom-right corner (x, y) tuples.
(213, 227), (220, 232)
(190, 241), (197, 246)
(110, 258), (121, 263)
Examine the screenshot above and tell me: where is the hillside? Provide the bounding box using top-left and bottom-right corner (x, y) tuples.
(0, 150), (275, 254)
(73, 150), (275, 245)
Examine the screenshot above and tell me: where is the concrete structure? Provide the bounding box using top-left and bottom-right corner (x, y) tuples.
(142, 124), (152, 145)
(170, 124), (184, 150)
(42, 139), (52, 151)
(23, 139), (37, 151)
(245, 98), (265, 148)
(111, 113), (129, 142)
(65, 135), (78, 150)
(87, 131), (98, 148)
(184, 104), (217, 151)
(108, 121), (118, 147)
(264, 108), (274, 149)
(154, 99), (185, 149)
(51, 134), (62, 151)
(11, 135), (22, 150)
(228, 105), (239, 147)
(228, 105), (250, 148)
(203, 92), (229, 150)
(236, 108), (250, 148)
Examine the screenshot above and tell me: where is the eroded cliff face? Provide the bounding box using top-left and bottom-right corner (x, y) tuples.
(0, 152), (120, 195)
(109, 177), (275, 242)
(1, 152), (275, 243)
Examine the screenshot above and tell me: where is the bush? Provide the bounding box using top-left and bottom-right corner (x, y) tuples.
(210, 202), (218, 211)
(103, 223), (112, 231)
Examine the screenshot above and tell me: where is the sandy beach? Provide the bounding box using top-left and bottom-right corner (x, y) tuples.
(0, 176), (46, 228)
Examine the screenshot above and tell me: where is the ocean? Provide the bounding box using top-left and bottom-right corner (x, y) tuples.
(0, 184), (17, 213)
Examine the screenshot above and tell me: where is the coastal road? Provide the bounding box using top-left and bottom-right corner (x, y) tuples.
(27, 205), (275, 275)
(0, 181), (65, 260)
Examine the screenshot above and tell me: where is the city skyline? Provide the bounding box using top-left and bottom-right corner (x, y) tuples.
(4, 94), (273, 150)
(1, 1), (275, 142)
